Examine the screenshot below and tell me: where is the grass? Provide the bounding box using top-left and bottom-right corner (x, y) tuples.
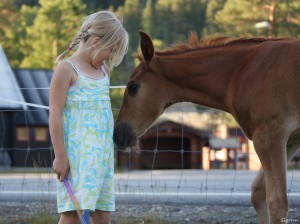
(0, 210), (59, 224)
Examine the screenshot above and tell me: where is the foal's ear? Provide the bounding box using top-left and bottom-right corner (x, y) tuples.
(139, 31), (154, 61)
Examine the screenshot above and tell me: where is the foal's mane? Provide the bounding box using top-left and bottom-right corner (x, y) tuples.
(156, 32), (286, 55)
(135, 32), (287, 60)
(157, 32), (236, 55)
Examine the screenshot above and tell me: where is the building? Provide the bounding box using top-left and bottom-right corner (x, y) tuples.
(0, 46), (52, 167)
(0, 46), (26, 167)
(117, 119), (210, 170)
(12, 69), (52, 167)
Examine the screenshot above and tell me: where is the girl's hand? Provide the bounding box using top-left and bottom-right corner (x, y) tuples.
(53, 155), (69, 182)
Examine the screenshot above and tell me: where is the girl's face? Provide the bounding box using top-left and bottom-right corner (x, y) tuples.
(92, 46), (112, 66)
(101, 47), (113, 60)
(89, 36), (110, 58)
(90, 36), (114, 65)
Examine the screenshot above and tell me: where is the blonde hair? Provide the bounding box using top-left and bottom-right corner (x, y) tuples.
(55, 11), (129, 70)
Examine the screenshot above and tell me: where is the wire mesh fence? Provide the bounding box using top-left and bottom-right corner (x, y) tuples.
(0, 87), (300, 223)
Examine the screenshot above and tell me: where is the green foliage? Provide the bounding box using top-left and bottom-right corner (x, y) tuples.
(117, 0), (144, 53)
(142, 0), (157, 35)
(214, 0), (300, 38)
(153, 0), (206, 45)
(273, 1), (300, 38)
(3, 5), (38, 67)
(203, 0), (226, 36)
(20, 0), (85, 69)
(215, 0), (266, 37)
(0, 0), (17, 36)
(82, 0), (125, 13)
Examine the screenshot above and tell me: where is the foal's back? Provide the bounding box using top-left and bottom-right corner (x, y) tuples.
(229, 39), (300, 138)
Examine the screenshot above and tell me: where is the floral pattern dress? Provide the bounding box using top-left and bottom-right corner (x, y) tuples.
(56, 60), (115, 213)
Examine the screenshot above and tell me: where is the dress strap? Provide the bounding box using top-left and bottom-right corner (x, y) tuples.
(100, 66), (107, 78)
(64, 59), (80, 76)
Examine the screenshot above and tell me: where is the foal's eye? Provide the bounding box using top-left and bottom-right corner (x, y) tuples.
(127, 83), (140, 96)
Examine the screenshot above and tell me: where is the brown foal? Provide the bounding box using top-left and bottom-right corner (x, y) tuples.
(113, 31), (300, 223)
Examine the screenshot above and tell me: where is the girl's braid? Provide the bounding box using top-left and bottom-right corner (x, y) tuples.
(68, 30), (90, 51)
(55, 31), (90, 63)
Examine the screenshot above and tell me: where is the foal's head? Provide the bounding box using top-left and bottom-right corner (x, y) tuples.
(113, 31), (170, 149)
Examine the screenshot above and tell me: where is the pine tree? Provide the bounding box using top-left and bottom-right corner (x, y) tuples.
(215, 0), (300, 38)
(142, 0), (157, 36)
(117, 0), (143, 53)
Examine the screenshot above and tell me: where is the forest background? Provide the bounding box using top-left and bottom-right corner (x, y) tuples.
(1, 0), (300, 121)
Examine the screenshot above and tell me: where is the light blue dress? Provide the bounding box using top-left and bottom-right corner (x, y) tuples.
(56, 60), (115, 213)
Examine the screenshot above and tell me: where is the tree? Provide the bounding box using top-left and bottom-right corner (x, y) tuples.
(214, 0), (266, 37)
(202, 0), (226, 36)
(155, 0), (206, 45)
(117, 0), (144, 53)
(0, 0), (18, 36)
(16, 0), (39, 7)
(0, 0), (19, 66)
(82, 0), (125, 13)
(112, 0), (144, 88)
(271, 0), (300, 38)
(215, 0), (300, 38)
(142, 0), (157, 36)
(178, 0), (206, 38)
(20, 0), (85, 69)
(3, 5), (38, 67)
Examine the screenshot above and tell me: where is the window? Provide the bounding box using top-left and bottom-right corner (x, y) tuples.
(35, 127), (48, 142)
(17, 127), (29, 141)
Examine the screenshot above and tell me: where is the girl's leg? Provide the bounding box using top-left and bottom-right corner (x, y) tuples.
(90, 210), (111, 224)
(58, 211), (79, 224)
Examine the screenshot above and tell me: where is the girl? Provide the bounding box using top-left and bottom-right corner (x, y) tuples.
(49, 11), (128, 224)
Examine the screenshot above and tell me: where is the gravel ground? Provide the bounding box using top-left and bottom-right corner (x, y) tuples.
(1, 201), (300, 224)
(115, 203), (258, 224)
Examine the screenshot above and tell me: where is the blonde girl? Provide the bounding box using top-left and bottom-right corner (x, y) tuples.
(49, 11), (128, 224)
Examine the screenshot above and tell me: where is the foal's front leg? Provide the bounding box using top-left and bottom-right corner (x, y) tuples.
(252, 126), (288, 223)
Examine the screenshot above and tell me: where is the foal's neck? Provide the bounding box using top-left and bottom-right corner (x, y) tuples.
(159, 44), (255, 112)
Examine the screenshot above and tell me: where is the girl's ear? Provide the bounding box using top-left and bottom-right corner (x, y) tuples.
(91, 36), (100, 48)
(139, 31), (154, 61)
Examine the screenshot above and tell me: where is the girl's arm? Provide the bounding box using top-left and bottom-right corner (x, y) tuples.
(49, 61), (74, 182)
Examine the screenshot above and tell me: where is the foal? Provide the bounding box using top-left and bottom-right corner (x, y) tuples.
(114, 31), (300, 223)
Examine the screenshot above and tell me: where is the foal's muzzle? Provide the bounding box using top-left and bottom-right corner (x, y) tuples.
(113, 122), (137, 149)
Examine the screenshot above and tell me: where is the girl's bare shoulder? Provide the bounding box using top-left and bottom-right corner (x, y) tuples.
(52, 61), (77, 84)
(53, 61), (74, 76)
(50, 61), (77, 88)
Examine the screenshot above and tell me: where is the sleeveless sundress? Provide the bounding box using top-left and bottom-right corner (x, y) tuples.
(56, 60), (115, 213)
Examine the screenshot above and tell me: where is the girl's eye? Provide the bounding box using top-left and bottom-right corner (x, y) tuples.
(127, 83), (140, 96)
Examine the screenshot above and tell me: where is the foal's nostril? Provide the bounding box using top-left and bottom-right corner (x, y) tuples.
(113, 122), (137, 149)
(113, 128), (125, 148)
(113, 129), (120, 146)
